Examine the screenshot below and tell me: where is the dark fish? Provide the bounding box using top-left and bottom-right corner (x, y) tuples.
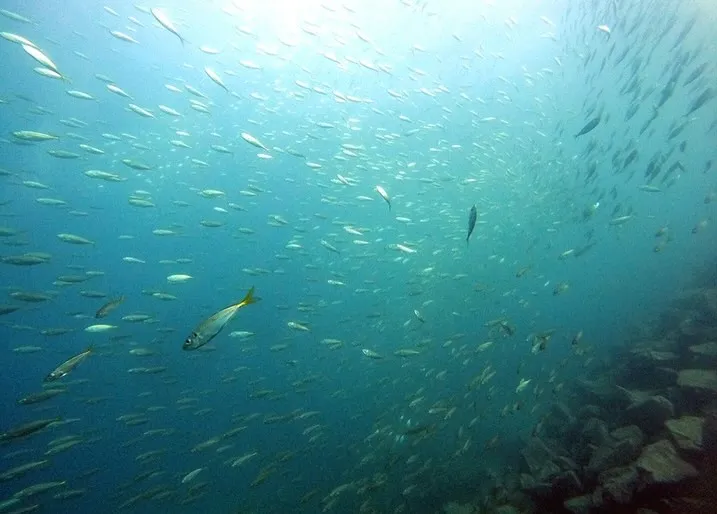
(45, 347), (93, 382)
(466, 205), (477, 244)
(0, 305), (20, 316)
(95, 296), (124, 318)
(686, 87), (714, 116)
(0, 417), (61, 442)
(684, 62), (708, 86)
(17, 388), (66, 405)
(574, 117), (600, 138)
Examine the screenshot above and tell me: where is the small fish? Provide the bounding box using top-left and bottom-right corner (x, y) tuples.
(362, 348), (382, 359)
(516, 378), (531, 393)
(320, 239), (340, 254)
(466, 204), (477, 244)
(0, 418), (60, 442)
(204, 67), (229, 92)
(375, 185), (391, 210)
(609, 215), (633, 226)
(150, 8), (186, 46)
(182, 467), (204, 484)
(638, 184), (661, 193)
(22, 44), (59, 73)
(574, 116), (601, 138)
(183, 287), (258, 350)
(686, 87), (714, 116)
(95, 296), (124, 318)
(240, 132), (268, 151)
(45, 347), (92, 382)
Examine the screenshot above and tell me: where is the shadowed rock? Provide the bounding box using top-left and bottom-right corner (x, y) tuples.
(624, 395), (674, 434)
(636, 439), (698, 485)
(564, 494), (594, 514)
(587, 434), (642, 476)
(665, 416), (704, 451)
(677, 369), (717, 392)
(598, 464), (640, 503)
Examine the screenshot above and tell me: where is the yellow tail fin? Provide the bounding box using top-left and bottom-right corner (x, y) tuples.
(239, 286), (259, 307)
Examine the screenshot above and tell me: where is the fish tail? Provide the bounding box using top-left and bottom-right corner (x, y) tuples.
(238, 286), (259, 307)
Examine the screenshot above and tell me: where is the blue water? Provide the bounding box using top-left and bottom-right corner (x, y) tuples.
(1, 0), (716, 512)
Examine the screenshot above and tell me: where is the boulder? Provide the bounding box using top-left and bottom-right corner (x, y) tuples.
(688, 341), (717, 357)
(636, 439), (698, 485)
(598, 465), (640, 504)
(521, 437), (558, 475)
(651, 367), (679, 388)
(677, 369), (717, 392)
(665, 416), (704, 451)
(493, 506), (520, 514)
(688, 342), (717, 366)
(581, 417), (611, 446)
(519, 473), (552, 499)
(611, 425), (644, 447)
(577, 404), (601, 420)
(564, 494), (594, 514)
(551, 470), (583, 497)
(442, 502), (474, 514)
(624, 395), (674, 434)
(543, 402), (577, 437)
(629, 346), (678, 370)
(587, 434), (642, 476)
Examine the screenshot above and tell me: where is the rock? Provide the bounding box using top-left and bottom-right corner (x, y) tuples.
(581, 417), (611, 446)
(611, 425), (644, 447)
(629, 346), (678, 370)
(704, 412), (717, 452)
(442, 502), (474, 514)
(688, 342), (717, 367)
(636, 439), (698, 485)
(677, 369), (717, 392)
(665, 416), (704, 451)
(616, 385), (654, 405)
(551, 470), (583, 497)
(535, 460), (562, 484)
(679, 317), (700, 336)
(598, 465), (639, 504)
(651, 367), (679, 388)
(624, 395), (674, 434)
(494, 506), (520, 514)
(520, 473), (552, 499)
(689, 342), (717, 357)
(577, 404), (601, 420)
(521, 437), (558, 475)
(587, 435), (643, 476)
(543, 402), (577, 437)
(564, 494), (594, 514)
(576, 377), (618, 403)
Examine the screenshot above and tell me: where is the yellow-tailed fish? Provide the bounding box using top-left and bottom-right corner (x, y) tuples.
(95, 296), (124, 318)
(183, 287), (258, 350)
(45, 347), (92, 382)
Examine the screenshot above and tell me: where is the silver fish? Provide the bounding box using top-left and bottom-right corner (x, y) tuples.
(183, 287), (258, 350)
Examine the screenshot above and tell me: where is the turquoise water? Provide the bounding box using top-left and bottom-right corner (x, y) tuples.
(0, 0), (715, 512)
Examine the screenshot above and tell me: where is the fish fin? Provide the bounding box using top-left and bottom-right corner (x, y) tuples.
(238, 286), (259, 307)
